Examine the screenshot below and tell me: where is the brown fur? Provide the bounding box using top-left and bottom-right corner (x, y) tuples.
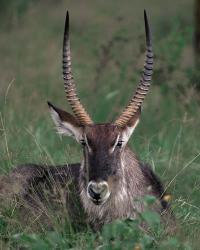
(0, 145), (170, 231)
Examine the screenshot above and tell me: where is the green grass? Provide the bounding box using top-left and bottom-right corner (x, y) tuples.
(0, 0), (200, 249)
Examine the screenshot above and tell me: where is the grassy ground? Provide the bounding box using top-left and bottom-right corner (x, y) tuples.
(0, 0), (200, 249)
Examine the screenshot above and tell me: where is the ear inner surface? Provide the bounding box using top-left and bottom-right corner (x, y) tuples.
(121, 107), (141, 143)
(121, 119), (140, 144)
(48, 101), (80, 127)
(48, 101), (83, 141)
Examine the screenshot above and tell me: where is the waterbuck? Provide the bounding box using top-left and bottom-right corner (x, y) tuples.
(0, 10), (171, 231)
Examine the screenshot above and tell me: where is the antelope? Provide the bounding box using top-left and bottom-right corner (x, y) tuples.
(0, 10), (171, 231)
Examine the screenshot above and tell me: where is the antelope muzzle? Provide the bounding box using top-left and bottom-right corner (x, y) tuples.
(87, 181), (110, 205)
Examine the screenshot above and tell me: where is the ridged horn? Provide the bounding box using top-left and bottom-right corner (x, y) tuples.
(114, 10), (153, 127)
(63, 11), (93, 125)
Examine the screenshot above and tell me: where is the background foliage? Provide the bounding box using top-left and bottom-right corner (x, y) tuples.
(0, 0), (199, 249)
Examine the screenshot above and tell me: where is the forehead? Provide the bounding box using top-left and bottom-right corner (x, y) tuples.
(84, 124), (121, 142)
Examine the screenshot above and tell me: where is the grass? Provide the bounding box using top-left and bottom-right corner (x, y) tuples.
(0, 0), (200, 249)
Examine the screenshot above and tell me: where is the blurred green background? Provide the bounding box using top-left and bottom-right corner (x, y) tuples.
(0, 0), (200, 249)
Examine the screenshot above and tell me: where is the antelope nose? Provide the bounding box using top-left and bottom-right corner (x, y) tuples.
(87, 181), (109, 202)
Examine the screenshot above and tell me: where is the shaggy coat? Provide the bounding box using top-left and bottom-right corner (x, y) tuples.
(0, 146), (168, 231)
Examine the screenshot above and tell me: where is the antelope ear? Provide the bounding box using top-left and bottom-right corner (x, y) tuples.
(121, 107), (141, 143)
(48, 101), (83, 141)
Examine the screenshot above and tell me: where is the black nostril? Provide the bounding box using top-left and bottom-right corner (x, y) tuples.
(88, 186), (101, 200)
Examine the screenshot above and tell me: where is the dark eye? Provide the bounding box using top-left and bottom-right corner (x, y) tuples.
(80, 140), (86, 146)
(116, 141), (123, 147)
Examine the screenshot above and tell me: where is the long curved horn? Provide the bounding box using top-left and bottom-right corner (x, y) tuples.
(63, 11), (93, 125)
(114, 10), (153, 127)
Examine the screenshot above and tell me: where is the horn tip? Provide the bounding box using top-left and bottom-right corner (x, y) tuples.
(64, 10), (69, 41)
(143, 9), (152, 47)
(65, 10), (69, 27)
(144, 9), (147, 17)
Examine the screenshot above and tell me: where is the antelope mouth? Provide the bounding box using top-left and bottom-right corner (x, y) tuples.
(89, 194), (110, 206)
(92, 199), (104, 206)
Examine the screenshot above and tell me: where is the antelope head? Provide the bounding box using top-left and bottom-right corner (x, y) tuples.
(48, 11), (153, 205)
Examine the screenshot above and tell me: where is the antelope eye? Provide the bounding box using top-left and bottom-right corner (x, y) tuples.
(80, 140), (86, 146)
(116, 141), (123, 147)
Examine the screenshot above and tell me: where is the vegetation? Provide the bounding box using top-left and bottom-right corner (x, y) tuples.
(0, 0), (199, 249)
